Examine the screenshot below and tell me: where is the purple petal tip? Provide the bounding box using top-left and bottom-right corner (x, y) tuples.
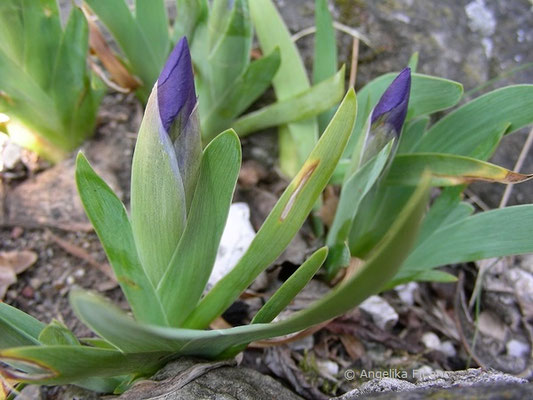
(157, 37), (196, 133)
(371, 67), (411, 135)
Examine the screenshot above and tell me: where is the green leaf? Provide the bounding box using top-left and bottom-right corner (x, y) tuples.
(325, 142), (393, 278)
(76, 153), (167, 325)
(157, 130), (241, 326)
(50, 7), (102, 150)
(415, 187), (473, 248)
(183, 89), (357, 329)
(201, 48), (281, 140)
(207, 0), (252, 101)
(415, 85), (533, 159)
(407, 52), (419, 72)
(173, 0), (209, 44)
(345, 73), (463, 157)
(135, 0), (169, 67)
(130, 93), (187, 287)
(397, 205), (533, 280)
(232, 67), (345, 137)
(0, 345), (166, 385)
(252, 247), (328, 324)
(397, 116), (428, 154)
(38, 320), (79, 346)
(0, 303), (44, 349)
(313, 0), (338, 132)
(386, 153), (533, 186)
(249, 0), (319, 177)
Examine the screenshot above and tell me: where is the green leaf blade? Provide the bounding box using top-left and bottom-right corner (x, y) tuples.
(157, 130), (241, 326)
(76, 153), (167, 325)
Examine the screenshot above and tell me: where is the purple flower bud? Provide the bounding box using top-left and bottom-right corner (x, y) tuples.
(157, 37), (196, 133)
(371, 67), (411, 136)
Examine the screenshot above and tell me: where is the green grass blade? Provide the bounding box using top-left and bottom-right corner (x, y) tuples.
(201, 48), (281, 140)
(313, 0), (338, 132)
(135, 0), (169, 67)
(183, 89), (357, 329)
(252, 247), (328, 324)
(0, 304), (44, 349)
(249, 0), (319, 177)
(157, 130), (241, 326)
(76, 153), (167, 325)
(345, 73), (463, 157)
(415, 85), (533, 159)
(386, 153), (533, 186)
(397, 205), (533, 280)
(232, 67), (345, 137)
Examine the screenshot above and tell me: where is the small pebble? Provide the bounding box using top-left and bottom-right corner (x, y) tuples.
(21, 285), (34, 299)
(506, 339), (530, 358)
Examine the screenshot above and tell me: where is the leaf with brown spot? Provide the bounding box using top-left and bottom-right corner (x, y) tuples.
(387, 153), (533, 186)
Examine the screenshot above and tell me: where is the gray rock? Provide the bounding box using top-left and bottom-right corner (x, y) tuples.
(118, 358), (302, 400)
(335, 368), (528, 399)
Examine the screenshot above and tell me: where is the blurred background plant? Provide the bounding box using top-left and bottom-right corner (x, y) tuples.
(0, 0), (104, 163)
(83, 0), (345, 143)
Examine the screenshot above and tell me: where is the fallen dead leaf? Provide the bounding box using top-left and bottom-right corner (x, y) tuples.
(0, 250), (37, 299)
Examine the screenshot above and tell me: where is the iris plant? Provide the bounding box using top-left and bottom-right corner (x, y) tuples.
(0, 38), (431, 395)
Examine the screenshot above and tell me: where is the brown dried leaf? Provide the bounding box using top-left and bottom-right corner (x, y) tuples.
(85, 9), (141, 91)
(0, 250), (37, 299)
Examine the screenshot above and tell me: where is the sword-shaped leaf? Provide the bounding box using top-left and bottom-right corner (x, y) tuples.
(201, 48), (281, 139)
(249, 0), (319, 177)
(313, 0), (338, 131)
(0, 303), (44, 349)
(208, 0), (252, 100)
(387, 153), (533, 186)
(0, 345), (166, 386)
(396, 205), (533, 282)
(157, 130), (241, 326)
(76, 153), (167, 325)
(252, 247), (328, 324)
(326, 142), (393, 279)
(135, 0), (169, 67)
(233, 67), (345, 137)
(415, 85), (533, 159)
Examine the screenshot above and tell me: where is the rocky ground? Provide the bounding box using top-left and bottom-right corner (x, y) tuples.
(1, 0), (533, 399)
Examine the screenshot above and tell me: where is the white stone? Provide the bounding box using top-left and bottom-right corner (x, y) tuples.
(207, 203), (256, 289)
(421, 332), (441, 351)
(395, 282), (418, 306)
(359, 295), (399, 330)
(506, 339), (530, 358)
(465, 0), (497, 37)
